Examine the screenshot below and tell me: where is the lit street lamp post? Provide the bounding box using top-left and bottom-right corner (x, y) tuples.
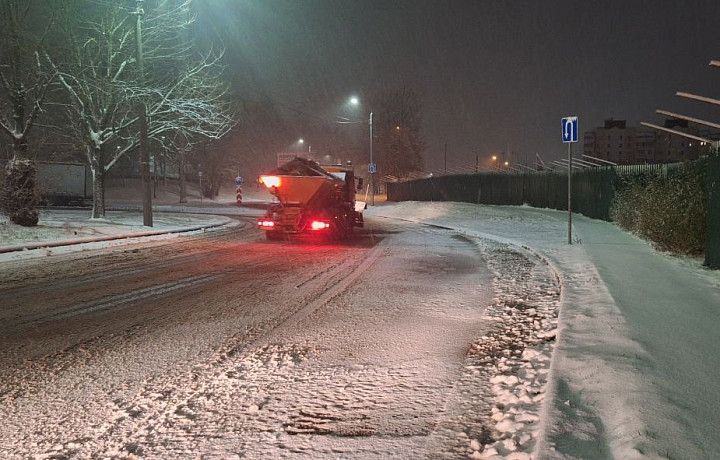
(297, 138), (311, 154)
(369, 110), (374, 206)
(341, 97), (374, 206)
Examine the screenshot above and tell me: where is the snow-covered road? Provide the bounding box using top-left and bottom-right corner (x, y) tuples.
(2, 200), (718, 459)
(0, 213), (559, 458)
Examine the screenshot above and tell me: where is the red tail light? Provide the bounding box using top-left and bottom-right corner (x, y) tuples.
(310, 220), (330, 231)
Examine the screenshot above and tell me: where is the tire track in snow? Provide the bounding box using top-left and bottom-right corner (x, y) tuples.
(0, 217), (258, 294)
(263, 237), (390, 336)
(0, 252), (225, 302)
(21, 273), (224, 323)
(0, 224), (264, 328)
(50, 236), (390, 458)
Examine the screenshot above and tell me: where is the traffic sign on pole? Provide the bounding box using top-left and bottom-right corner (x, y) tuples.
(236, 187), (242, 206)
(561, 116), (578, 244)
(562, 116), (579, 143)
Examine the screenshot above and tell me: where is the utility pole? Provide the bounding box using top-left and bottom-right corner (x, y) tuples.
(369, 111), (374, 206)
(135, 0), (152, 226)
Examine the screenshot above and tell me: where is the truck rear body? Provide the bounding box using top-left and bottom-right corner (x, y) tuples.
(257, 157), (364, 241)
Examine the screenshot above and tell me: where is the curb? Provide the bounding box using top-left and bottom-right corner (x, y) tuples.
(105, 202), (270, 212)
(0, 220), (230, 255)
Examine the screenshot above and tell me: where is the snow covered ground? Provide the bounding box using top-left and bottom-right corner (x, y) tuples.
(1, 192), (719, 458)
(0, 180), (264, 261)
(0, 210), (239, 262)
(368, 202), (720, 459)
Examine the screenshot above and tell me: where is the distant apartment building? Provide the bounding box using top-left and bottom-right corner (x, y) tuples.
(583, 118), (713, 164)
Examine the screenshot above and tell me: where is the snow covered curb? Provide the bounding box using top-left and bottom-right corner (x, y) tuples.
(465, 239), (561, 459)
(0, 220), (232, 254)
(368, 212), (563, 457)
(0, 211), (237, 255)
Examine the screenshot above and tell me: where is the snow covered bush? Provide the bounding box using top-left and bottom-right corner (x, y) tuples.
(609, 181), (645, 231)
(1, 158), (39, 227)
(610, 162), (707, 255)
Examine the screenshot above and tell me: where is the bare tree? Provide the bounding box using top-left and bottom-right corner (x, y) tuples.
(0, 0), (57, 225)
(46, 0), (233, 218)
(374, 87), (426, 179)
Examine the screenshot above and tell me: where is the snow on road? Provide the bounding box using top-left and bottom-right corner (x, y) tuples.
(54, 221), (558, 459)
(0, 205), (563, 459)
(1, 199), (719, 459)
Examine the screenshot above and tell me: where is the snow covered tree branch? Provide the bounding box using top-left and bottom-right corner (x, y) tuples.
(46, 0), (234, 217)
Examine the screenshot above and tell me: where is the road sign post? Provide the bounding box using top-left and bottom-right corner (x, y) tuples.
(562, 116), (579, 245)
(234, 176), (244, 206)
(368, 163), (376, 206)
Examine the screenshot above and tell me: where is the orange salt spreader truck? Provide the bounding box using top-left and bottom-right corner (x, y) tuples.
(256, 157), (365, 241)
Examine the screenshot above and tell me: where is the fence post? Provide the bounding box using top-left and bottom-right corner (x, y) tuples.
(705, 154), (720, 268)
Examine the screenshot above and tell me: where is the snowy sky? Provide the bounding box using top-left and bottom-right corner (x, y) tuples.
(196, 0), (720, 169)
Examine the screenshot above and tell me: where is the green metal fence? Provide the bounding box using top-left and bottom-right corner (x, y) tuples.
(387, 167), (620, 221)
(388, 161), (716, 266)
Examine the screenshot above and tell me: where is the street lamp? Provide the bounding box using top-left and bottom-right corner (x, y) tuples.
(296, 138), (311, 154)
(342, 96), (374, 206)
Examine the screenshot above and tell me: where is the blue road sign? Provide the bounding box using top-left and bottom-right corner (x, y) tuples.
(368, 163), (377, 174)
(562, 116), (579, 143)
(235, 176), (243, 185)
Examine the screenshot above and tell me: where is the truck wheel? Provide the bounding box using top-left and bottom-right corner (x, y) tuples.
(346, 216), (354, 238)
(337, 217), (352, 241)
(266, 231), (284, 241)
